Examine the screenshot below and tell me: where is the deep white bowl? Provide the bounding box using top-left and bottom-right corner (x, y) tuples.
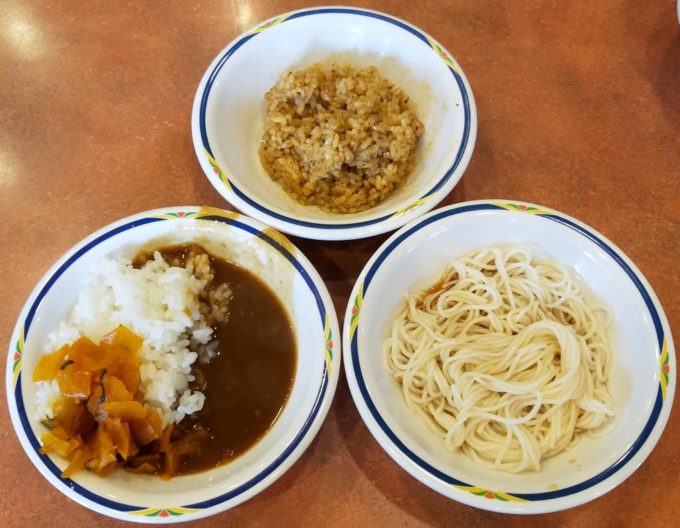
(343, 199), (675, 514)
(6, 207), (341, 523)
(191, 6), (477, 241)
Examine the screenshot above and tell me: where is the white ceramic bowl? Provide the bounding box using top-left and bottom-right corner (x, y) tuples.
(343, 200), (675, 514)
(6, 207), (341, 523)
(191, 6), (477, 241)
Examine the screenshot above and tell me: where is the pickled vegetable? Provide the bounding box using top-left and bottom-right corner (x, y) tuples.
(34, 325), (171, 477)
(33, 346), (68, 382)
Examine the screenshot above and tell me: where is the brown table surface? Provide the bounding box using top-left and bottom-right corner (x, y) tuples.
(1, 1), (679, 526)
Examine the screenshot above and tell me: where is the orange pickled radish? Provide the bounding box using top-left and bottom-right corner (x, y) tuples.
(87, 385), (103, 416)
(40, 426), (80, 458)
(31, 325), (191, 479)
(104, 418), (135, 460)
(62, 446), (91, 478)
(146, 407), (163, 436)
(108, 356), (141, 395)
(98, 424), (115, 453)
(53, 398), (96, 438)
(158, 422), (177, 479)
(130, 407), (163, 446)
(128, 439), (140, 458)
(159, 422), (173, 453)
(98, 401), (147, 421)
(87, 425), (117, 474)
(162, 451), (178, 480)
(130, 419), (157, 447)
(40, 432), (70, 456)
(102, 375), (133, 402)
(57, 368), (92, 400)
(33, 345), (68, 382)
(100, 325), (143, 354)
(50, 425), (69, 441)
(68, 337), (113, 371)
(90, 455), (117, 475)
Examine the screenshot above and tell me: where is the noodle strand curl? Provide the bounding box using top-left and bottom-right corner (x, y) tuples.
(383, 247), (615, 473)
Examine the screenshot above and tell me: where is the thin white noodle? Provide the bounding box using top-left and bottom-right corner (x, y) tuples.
(383, 246), (615, 473)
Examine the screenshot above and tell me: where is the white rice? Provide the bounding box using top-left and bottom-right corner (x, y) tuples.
(35, 252), (212, 426)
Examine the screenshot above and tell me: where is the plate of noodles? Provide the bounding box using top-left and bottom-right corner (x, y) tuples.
(343, 199), (675, 513)
(6, 206), (341, 522)
(191, 6), (476, 240)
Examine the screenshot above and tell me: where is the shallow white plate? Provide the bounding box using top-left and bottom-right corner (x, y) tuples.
(6, 207), (341, 523)
(343, 199), (675, 514)
(192, 6), (476, 240)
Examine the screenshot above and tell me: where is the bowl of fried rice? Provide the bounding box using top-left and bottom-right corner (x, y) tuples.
(192, 6), (477, 240)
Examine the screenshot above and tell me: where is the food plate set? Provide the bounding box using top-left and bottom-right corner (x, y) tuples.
(5, 5), (675, 522)
(8, 208), (341, 522)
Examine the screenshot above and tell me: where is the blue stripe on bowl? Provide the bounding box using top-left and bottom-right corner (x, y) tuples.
(198, 7), (472, 230)
(15, 213), (329, 513)
(351, 202), (667, 501)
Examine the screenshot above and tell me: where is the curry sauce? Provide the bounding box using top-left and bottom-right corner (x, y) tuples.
(132, 244), (297, 476)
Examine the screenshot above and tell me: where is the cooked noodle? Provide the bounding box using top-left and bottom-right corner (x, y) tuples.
(383, 246), (615, 472)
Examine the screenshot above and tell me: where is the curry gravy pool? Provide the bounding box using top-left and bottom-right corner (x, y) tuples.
(134, 244), (297, 476)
